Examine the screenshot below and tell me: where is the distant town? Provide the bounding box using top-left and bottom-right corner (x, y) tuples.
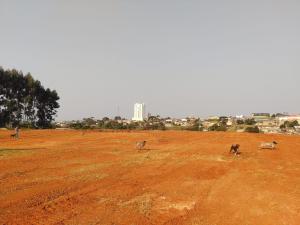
(55, 103), (300, 135)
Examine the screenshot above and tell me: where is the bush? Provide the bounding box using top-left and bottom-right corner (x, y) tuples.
(236, 119), (244, 125)
(245, 126), (260, 133)
(69, 122), (84, 129)
(282, 120), (299, 129)
(245, 118), (256, 125)
(144, 122), (166, 130)
(208, 123), (227, 131)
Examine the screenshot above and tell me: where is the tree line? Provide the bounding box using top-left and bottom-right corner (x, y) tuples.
(0, 67), (60, 128)
(68, 116), (166, 130)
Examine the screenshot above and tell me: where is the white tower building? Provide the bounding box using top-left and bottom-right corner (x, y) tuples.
(132, 103), (145, 121)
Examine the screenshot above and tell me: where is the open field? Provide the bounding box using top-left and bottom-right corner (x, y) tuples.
(0, 130), (300, 225)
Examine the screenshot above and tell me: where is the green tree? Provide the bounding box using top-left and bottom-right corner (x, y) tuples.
(185, 119), (201, 131)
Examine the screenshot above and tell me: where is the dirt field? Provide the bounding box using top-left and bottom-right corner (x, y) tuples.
(0, 130), (300, 225)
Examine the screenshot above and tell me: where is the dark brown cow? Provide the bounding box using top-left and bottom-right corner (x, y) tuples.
(230, 144), (240, 155)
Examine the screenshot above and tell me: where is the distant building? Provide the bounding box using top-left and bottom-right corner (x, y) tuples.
(207, 116), (219, 121)
(226, 118), (233, 126)
(252, 113), (271, 122)
(132, 103), (146, 121)
(260, 126), (281, 134)
(235, 115), (244, 119)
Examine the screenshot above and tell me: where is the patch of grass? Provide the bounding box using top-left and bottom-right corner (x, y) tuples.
(0, 149), (19, 155)
(0, 148), (33, 157)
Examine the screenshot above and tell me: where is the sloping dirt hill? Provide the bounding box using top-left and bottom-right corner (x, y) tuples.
(0, 130), (299, 225)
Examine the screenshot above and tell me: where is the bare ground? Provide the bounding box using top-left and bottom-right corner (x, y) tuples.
(0, 130), (299, 225)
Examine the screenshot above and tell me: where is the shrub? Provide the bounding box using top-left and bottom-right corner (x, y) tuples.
(245, 118), (256, 125)
(208, 123), (227, 131)
(236, 119), (244, 125)
(245, 126), (260, 133)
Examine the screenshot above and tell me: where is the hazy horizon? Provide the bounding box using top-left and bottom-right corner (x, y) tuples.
(1, 0), (300, 120)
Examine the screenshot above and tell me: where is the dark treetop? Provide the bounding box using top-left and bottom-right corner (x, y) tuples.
(0, 67), (60, 128)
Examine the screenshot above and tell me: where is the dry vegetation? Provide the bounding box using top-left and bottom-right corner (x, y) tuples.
(0, 130), (300, 225)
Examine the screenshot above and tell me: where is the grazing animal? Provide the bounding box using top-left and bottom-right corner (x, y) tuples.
(136, 141), (146, 150)
(230, 144), (240, 155)
(259, 141), (278, 150)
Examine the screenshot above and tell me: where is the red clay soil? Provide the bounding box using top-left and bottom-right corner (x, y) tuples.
(0, 130), (300, 225)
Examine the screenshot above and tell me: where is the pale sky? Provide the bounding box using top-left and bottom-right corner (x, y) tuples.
(1, 0), (299, 120)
